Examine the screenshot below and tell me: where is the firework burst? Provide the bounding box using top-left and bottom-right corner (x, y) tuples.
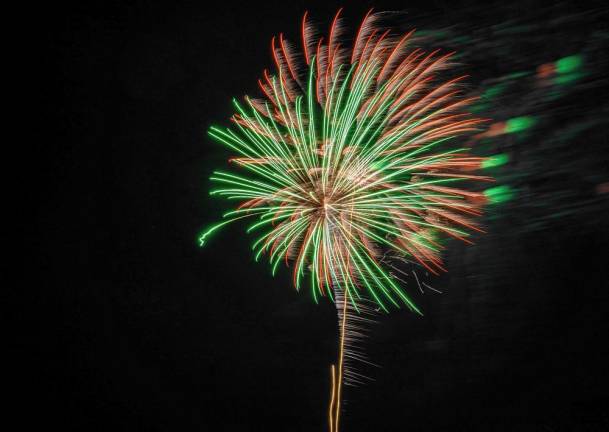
(200, 9), (492, 430)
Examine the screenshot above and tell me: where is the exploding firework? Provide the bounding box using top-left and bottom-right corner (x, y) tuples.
(200, 9), (492, 430)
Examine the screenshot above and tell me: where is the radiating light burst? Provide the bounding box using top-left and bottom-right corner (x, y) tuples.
(201, 9), (492, 314)
(201, 10), (494, 430)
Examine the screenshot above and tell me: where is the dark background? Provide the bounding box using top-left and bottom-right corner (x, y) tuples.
(33, 1), (609, 431)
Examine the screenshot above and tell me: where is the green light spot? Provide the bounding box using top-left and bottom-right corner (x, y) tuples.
(555, 55), (582, 74)
(484, 185), (515, 204)
(482, 84), (506, 100)
(554, 71), (584, 85)
(505, 116), (536, 134)
(482, 153), (509, 169)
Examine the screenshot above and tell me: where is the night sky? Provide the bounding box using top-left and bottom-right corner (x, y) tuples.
(34, 1), (609, 430)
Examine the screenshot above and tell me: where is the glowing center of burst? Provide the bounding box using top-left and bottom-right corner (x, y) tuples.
(314, 192), (345, 225)
(317, 194), (330, 213)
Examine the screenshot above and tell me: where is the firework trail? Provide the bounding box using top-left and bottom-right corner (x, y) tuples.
(200, 9), (492, 429)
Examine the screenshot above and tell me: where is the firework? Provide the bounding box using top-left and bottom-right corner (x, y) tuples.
(201, 9), (491, 430)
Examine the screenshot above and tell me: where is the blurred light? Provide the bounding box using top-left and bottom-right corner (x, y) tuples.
(555, 55), (583, 74)
(484, 185), (515, 204)
(505, 116), (536, 133)
(482, 153), (510, 169)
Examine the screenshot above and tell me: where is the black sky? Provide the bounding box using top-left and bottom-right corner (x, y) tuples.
(33, 1), (609, 430)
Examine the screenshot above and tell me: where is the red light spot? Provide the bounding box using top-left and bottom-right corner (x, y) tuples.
(537, 63), (555, 79)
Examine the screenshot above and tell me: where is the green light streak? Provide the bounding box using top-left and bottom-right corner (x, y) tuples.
(555, 55), (583, 74)
(482, 153), (509, 169)
(505, 116), (536, 134)
(484, 185), (515, 204)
